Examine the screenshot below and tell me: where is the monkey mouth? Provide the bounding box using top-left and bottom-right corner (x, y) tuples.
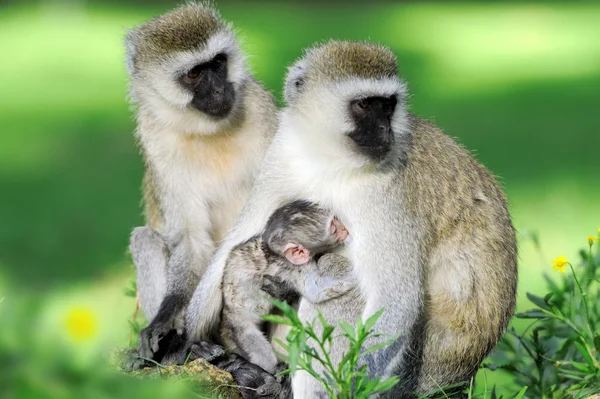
(203, 103), (233, 118)
(192, 100), (234, 119)
(356, 143), (391, 161)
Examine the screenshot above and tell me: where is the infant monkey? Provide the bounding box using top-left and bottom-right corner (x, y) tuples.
(220, 200), (354, 374)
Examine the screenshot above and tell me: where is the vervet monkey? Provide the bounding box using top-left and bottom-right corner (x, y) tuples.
(186, 40), (517, 398)
(220, 200), (353, 374)
(125, 2), (277, 364)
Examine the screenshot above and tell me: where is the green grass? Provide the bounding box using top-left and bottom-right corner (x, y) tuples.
(0, 2), (599, 397)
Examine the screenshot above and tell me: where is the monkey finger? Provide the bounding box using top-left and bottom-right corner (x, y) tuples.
(150, 329), (162, 353)
(190, 341), (226, 362)
(256, 382), (282, 397)
(137, 328), (155, 359)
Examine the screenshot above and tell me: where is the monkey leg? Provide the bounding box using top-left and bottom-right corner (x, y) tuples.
(223, 314), (279, 375)
(130, 226), (168, 322)
(398, 231), (516, 398)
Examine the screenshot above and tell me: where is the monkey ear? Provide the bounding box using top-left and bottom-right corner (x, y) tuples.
(284, 60), (307, 105)
(125, 29), (139, 75)
(283, 243), (311, 265)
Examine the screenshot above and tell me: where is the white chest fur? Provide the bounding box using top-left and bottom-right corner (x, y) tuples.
(140, 121), (265, 245)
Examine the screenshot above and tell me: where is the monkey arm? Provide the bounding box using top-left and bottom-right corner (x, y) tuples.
(129, 226), (168, 322)
(262, 255), (355, 305)
(137, 236), (193, 359)
(301, 272), (355, 304)
(186, 148), (296, 342)
(261, 275), (300, 303)
(352, 212), (425, 380)
(302, 254), (356, 303)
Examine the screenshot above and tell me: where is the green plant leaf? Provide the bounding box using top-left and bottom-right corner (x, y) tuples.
(527, 292), (550, 310)
(574, 341), (595, 368)
(569, 361), (593, 373)
(273, 337), (290, 352)
(288, 340), (300, 374)
(516, 309), (550, 319)
(322, 325), (335, 342)
(374, 376), (399, 392)
(513, 386), (528, 399)
(338, 321), (356, 341)
(271, 299), (302, 326)
(364, 308), (384, 332)
(362, 336), (399, 356)
(261, 314), (294, 326)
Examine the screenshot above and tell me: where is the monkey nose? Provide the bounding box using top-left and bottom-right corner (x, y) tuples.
(378, 124), (390, 134)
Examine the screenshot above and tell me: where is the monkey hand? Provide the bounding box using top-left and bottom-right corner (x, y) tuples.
(261, 275), (298, 302)
(119, 348), (149, 371)
(138, 321), (176, 360)
(254, 381), (284, 398)
(189, 341), (227, 362)
(304, 271), (356, 304)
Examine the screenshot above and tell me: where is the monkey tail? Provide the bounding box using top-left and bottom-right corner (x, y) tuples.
(185, 244), (231, 341)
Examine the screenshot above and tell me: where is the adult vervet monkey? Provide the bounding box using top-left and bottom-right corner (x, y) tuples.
(186, 40), (517, 397)
(125, 2), (277, 363)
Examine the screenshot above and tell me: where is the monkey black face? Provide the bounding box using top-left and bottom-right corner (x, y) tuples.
(179, 53), (235, 118)
(347, 96), (397, 161)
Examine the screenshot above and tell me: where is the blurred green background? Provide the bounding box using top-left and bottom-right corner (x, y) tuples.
(1, 1), (599, 398)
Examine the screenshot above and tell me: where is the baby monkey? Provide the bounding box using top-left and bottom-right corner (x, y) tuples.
(220, 200), (354, 374)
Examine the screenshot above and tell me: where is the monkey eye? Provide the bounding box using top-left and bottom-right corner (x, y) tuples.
(210, 53), (227, 69)
(382, 96), (397, 115)
(186, 65), (202, 80)
(352, 98), (369, 114)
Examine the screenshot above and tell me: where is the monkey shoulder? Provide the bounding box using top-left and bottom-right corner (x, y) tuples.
(244, 77), (277, 119)
(223, 237), (269, 291)
(402, 115), (510, 223)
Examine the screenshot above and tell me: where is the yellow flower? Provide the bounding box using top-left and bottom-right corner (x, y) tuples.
(589, 236), (598, 245)
(552, 255), (568, 273)
(64, 307), (98, 342)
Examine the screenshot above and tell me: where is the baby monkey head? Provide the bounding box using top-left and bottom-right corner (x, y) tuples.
(283, 41), (409, 167)
(263, 200), (348, 265)
(126, 3), (248, 133)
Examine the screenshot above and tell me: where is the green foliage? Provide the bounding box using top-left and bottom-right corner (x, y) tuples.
(486, 234), (600, 398)
(124, 278), (143, 348)
(263, 300), (399, 398)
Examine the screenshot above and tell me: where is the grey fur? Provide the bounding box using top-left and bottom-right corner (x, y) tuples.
(186, 41), (517, 398)
(129, 227), (168, 321)
(220, 200), (354, 374)
(125, 2), (277, 365)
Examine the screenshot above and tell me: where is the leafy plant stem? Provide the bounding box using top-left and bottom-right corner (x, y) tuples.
(568, 263), (594, 341)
